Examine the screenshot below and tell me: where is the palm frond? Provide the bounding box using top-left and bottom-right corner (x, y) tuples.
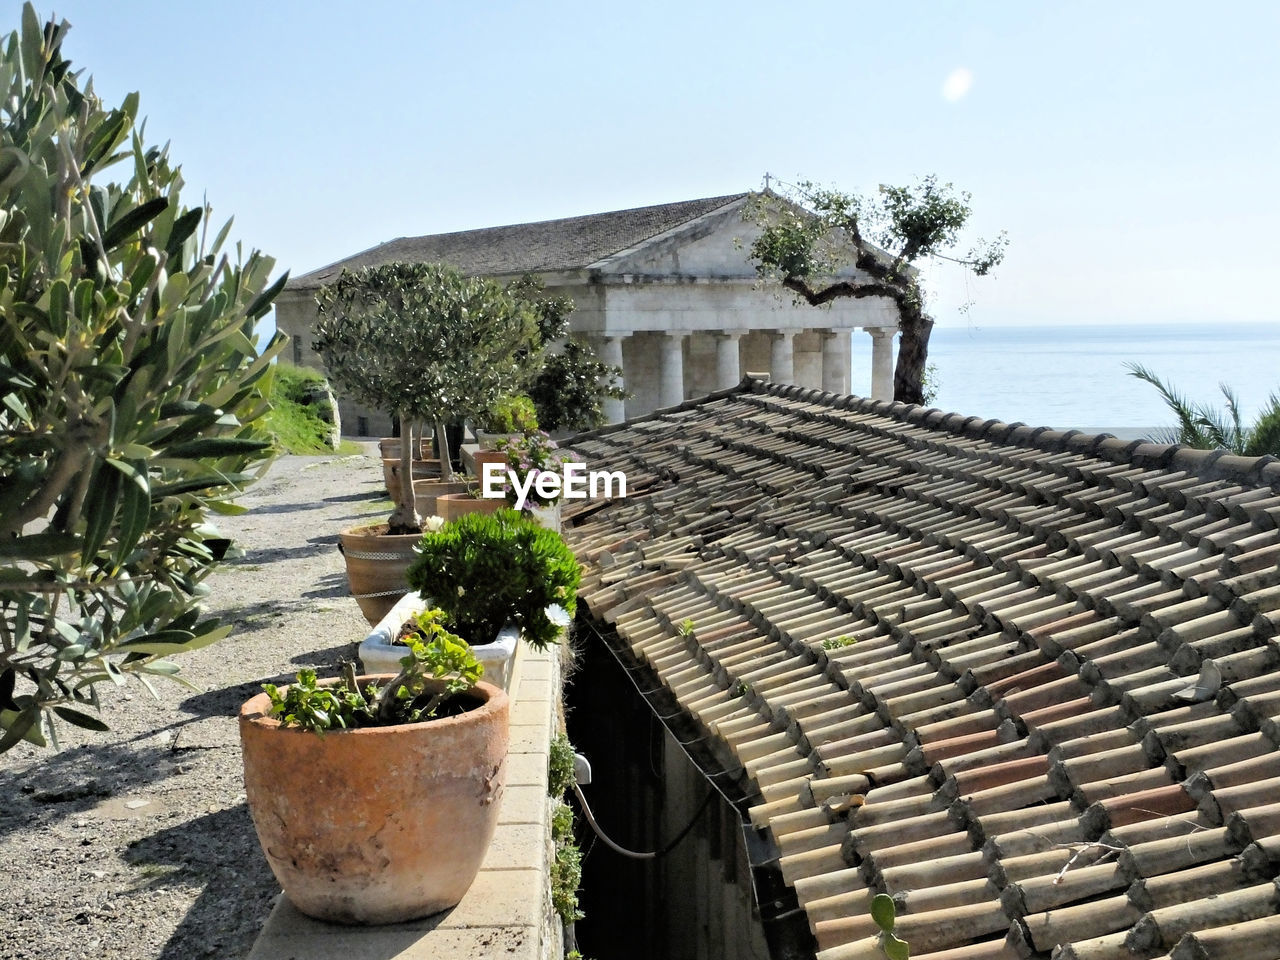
(1125, 362), (1212, 448)
(1129, 363), (1280, 457)
(1244, 392), (1280, 458)
(1214, 383), (1246, 453)
(1194, 387), (1245, 454)
(1145, 426), (1187, 446)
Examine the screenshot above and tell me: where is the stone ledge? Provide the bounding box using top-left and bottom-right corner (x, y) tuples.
(249, 924), (539, 960)
(247, 643), (562, 960)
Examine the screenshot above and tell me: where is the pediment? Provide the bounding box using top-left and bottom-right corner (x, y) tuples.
(589, 195), (888, 283)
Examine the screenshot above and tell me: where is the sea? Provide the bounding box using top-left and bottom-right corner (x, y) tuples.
(846, 322), (1278, 441)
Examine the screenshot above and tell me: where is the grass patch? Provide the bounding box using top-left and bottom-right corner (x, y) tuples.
(264, 363), (339, 455)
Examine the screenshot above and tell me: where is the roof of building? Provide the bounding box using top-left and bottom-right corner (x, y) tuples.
(562, 379), (1280, 960)
(286, 194), (750, 292)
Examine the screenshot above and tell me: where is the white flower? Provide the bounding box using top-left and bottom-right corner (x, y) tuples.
(546, 604), (571, 628)
(423, 515), (445, 533)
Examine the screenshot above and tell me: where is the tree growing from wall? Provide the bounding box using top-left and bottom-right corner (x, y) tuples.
(313, 262), (538, 533)
(0, 6), (287, 751)
(745, 177), (1006, 405)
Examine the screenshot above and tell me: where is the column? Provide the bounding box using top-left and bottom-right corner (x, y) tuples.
(868, 327), (896, 402)
(594, 334), (627, 423)
(768, 330), (795, 384)
(714, 331), (743, 389)
(659, 332), (686, 408)
(819, 330), (846, 394)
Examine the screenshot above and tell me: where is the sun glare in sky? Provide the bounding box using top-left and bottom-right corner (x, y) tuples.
(941, 67), (974, 102)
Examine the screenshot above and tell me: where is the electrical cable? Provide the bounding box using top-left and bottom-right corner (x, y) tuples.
(575, 596), (811, 950)
(582, 619), (749, 815)
(570, 779), (716, 860)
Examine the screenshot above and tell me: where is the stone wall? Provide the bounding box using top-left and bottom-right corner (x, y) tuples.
(566, 628), (775, 960)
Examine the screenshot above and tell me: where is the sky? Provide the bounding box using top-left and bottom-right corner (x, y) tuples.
(9, 0), (1278, 333)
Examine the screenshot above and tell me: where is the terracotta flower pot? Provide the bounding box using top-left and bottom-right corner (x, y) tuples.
(378, 437), (432, 461)
(383, 458), (443, 503)
(411, 478), (470, 515)
(338, 523), (421, 624)
(475, 430), (521, 451)
(435, 492), (506, 523)
(468, 449), (509, 482)
(239, 676), (509, 924)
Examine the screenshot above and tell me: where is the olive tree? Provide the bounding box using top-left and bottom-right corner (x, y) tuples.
(0, 6), (286, 751)
(313, 262), (538, 534)
(746, 177), (1006, 405)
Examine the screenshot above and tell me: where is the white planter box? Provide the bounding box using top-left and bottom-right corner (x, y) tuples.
(529, 501), (561, 533)
(358, 592), (520, 690)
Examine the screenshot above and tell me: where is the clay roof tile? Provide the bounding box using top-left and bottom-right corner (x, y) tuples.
(566, 383), (1280, 959)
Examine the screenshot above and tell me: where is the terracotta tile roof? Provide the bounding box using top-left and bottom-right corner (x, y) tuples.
(562, 380), (1280, 960)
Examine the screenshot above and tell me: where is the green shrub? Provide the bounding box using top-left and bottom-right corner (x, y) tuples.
(531, 337), (627, 432)
(0, 6), (284, 751)
(482, 393), (538, 434)
(505, 275), (627, 433)
(550, 800), (584, 924)
(548, 731), (576, 798)
(406, 509), (580, 649)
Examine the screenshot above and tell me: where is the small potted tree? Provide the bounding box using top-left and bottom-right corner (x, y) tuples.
(313, 262), (539, 623)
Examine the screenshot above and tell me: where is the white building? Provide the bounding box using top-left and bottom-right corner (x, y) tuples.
(274, 193), (900, 435)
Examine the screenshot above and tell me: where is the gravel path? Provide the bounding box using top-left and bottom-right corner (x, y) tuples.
(0, 449), (388, 960)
